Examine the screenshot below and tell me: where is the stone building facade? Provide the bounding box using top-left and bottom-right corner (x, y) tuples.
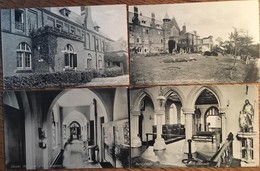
(129, 6), (213, 54)
(1, 6), (114, 76)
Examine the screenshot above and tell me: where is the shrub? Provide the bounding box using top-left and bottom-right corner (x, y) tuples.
(91, 69), (102, 78)
(4, 70), (94, 89)
(104, 67), (123, 77)
(204, 51), (212, 56)
(211, 51), (218, 56)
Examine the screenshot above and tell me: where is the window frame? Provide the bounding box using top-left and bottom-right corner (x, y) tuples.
(16, 43), (32, 70)
(64, 44), (77, 69)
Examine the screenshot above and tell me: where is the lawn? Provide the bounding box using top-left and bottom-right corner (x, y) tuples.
(130, 53), (258, 85)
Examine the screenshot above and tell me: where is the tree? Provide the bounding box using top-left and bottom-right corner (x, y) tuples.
(229, 28), (253, 57)
(215, 37), (223, 46)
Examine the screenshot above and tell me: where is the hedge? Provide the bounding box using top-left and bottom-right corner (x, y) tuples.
(104, 67), (123, 77)
(4, 70), (94, 89)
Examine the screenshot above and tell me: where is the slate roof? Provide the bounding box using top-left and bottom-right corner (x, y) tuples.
(47, 7), (112, 40)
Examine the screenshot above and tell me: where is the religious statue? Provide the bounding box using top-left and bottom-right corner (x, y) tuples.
(239, 99), (254, 132)
(194, 106), (201, 131)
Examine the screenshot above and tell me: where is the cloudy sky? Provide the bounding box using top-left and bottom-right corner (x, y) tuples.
(129, 0), (259, 43)
(69, 5), (127, 41)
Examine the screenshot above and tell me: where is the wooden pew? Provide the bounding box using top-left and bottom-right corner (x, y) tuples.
(192, 131), (215, 143)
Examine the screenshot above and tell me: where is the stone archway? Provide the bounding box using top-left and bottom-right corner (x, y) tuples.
(187, 86), (227, 143)
(63, 111), (88, 144)
(69, 121), (81, 140)
(131, 89), (156, 148)
(162, 87), (185, 125)
(43, 89), (109, 167)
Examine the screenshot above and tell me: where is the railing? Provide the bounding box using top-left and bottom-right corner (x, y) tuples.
(210, 132), (233, 167)
(184, 132), (234, 167)
(15, 22), (24, 31)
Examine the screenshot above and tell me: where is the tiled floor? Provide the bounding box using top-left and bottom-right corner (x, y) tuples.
(133, 139), (217, 167)
(62, 140), (101, 168)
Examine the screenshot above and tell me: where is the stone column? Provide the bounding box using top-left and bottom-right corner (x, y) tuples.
(131, 111), (142, 147)
(153, 110), (166, 151)
(183, 108), (196, 153)
(219, 107), (227, 142)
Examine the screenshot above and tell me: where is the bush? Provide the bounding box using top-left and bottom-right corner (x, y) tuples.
(104, 67), (123, 77)
(4, 70), (94, 89)
(211, 51), (218, 56)
(91, 69), (102, 78)
(204, 51), (212, 56)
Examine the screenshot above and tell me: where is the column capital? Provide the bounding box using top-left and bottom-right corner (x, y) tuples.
(154, 110), (165, 115)
(131, 110), (140, 116)
(182, 108), (194, 114)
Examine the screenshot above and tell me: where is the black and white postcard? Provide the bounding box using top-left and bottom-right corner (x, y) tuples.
(129, 0), (259, 85)
(130, 85), (259, 168)
(1, 5), (129, 89)
(3, 88), (129, 169)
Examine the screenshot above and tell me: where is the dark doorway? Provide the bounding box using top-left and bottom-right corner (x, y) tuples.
(168, 40), (176, 53)
(69, 122), (81, 140)
(4, 105), (26, 169)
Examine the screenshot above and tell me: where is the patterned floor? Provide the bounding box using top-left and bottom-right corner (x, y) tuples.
(62, 140), (101, 169)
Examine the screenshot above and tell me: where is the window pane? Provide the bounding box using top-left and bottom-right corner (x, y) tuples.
(64, 53), (69, 66)
(24, 53), (31, 68)
(15, 10), (23, 23)
(25, 44), (30, 51)
(70, 53), (73, 67)
(17, 53), (22, 67)
(21, 43), (25, 50)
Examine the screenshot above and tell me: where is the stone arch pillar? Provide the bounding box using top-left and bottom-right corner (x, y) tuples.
(131, 110), (142, 147)
(182, 107), (197, 153)
(219, 107), (227, 142)
(153, 110), (166, 151)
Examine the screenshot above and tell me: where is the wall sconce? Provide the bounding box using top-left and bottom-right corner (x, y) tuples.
(157, 87), (166, 108)
(226, 100), (230, 107)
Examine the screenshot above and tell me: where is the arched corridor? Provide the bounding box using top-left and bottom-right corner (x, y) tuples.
(3, 88), (130, 169)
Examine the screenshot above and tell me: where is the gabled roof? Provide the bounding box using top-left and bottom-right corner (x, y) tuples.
(129, 12), (163, 30)
(171, 17), (180, 31)
(46, 7), (112, 40)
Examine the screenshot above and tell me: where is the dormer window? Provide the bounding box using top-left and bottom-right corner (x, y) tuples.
(15, 9), (24, 31)
(94, 26), (100, 31)
(55, 20), (63, 31)
(70, 26), (75, 35)
(59, 8), (71, 17)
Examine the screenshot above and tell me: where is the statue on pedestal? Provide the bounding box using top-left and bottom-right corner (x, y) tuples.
(239, 99), (254, 132)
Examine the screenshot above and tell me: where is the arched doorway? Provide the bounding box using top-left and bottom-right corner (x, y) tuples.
(69, 121), (81, 140)
(204, 106), (221, 132)
(139, 96), (155, 144)
(168, 40), (176, 53)
(164, 91), (183, 125)
(194, 88), (220, 141)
